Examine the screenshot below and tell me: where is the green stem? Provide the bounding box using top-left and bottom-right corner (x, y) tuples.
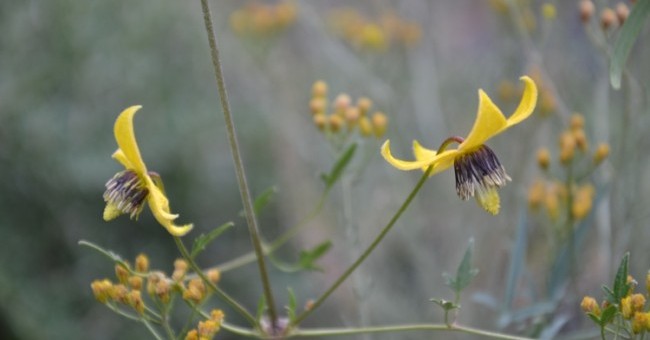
(186, 191), (328, 276)
(174, 236), (257, 327)
(198, 0), (278, 328)
(290, 167), (433, 327)
(142, 319), (166, 340)
(291, 323), (534, 340)
(160, 300), (176, 340)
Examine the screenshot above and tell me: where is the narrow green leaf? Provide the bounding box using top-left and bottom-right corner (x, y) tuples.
(610, 0), (650, 89)
(587, 313), (601, 325)
(190, 222), (235, 258)
(444, 239), (478, 293)
(612, 252), (630, 302)
(602, 285), (616, 303)
(430, 298), (459, 311)
(600, 305), (618, 325)
(298, 241), (332, 271)
(239, 186), (277, 217)
(256, 295), (267, 320)
(286, 288), (297, 322)
(321, 143), (357, 189)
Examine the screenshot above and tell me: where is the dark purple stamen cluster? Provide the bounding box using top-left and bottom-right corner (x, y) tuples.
(103, 170), (149, 219)
(453, 145), (510, 200)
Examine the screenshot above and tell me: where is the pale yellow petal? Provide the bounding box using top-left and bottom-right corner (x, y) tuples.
(145, 176), (193, 236)
(504, 76), (538, 128)
(114, 105), (147, 174)
(381, 140), (438, 171)
(459, 90), (508, 151)
(412, 140), (437, 162)
(103, 203), (123, 221)
(111, 149), (133, 169)
(412, 141), (457, 176)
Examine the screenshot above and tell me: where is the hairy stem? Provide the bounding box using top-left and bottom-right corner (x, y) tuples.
(198, 0), (278, 328)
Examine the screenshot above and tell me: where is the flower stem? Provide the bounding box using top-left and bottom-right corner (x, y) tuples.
(174, 236), (257, 327)
(291, 323), (534, 340)
(290, 167), (433, 327)
(198, 0), (278, 329)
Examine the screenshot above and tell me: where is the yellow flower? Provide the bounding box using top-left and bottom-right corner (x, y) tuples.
(103, 106), (193, 236)
(381, 76), (537, 214)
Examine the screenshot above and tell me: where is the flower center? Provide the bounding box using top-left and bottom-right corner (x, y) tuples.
(103, 170), (149, 220)
(453, 145), (511, 201)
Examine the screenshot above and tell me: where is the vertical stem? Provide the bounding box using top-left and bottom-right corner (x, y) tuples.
(198, 0), (278, 329)
(290, 167), (433, 327)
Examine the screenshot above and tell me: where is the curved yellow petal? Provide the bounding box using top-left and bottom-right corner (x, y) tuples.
(412, 141), (457, 176)
(460, 89), (508, 151)
(504, 76), (538, 128)
(111, 149), (134, 169)
(145, 176), (193, 236)
(381, 140), (438, 171)
(114, 105), (147, 174)
(412, 140), (437, 162)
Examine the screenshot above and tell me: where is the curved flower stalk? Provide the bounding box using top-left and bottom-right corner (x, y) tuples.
(103, 105), (193, 236)
(381, 76), (538, 214)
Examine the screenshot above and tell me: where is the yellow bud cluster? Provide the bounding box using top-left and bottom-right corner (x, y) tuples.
(580, 296), (601, 315)
(90, 279), (145, 315)
(230, 1), (297, 38)
(328, 9), (421, 52)
(183, 278), (207, 304)
(186, 309), (225, 340)
(571, 184), (595, 221)
(309, 80), (388, 139)
(172, 258), (189, 281)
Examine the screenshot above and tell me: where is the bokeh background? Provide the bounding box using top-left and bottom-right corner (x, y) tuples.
(1, 0), (649, 339)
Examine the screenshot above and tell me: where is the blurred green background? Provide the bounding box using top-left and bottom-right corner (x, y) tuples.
(1, 0), (649, 339)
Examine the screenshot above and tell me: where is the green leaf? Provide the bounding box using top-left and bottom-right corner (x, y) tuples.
(269, 240), (333, 273)
(430, 298), (459, 311)
(610, 0), (650, 89)
(286, 288), (297, 322)
(190, 222), (235, 258)
(444, 239), (479, 294)
(298, 241), (332, 271)
(321, 143), (357, 189)
(587, 312), (601, 325)
(612, 252), (630, 302)
(239, 186), (277, 217)
(600, 305), (618, 325)
(256, 295), (267, 320)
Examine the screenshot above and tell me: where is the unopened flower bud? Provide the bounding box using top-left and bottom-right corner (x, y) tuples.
(570, 113), (585, 130)
(91, 279), (114, 303)
(593, 143), (610, 164)
(333, 94), (351, 115)
(573, 129), (588, 152)
(198, 320), (219, 339)
(185, 329), (199, 340)
(172, 259), (188, 281)
(135, 254), (149, 273)
(528, 179), (546, 211)
(358, 116), (372, 137)
(632, 312), (649, 334)
(129, 290), (145, 315)
(559, 132), (576, 164)
(572, 185), (595, 220)
(111, 284), (130, 304)
(210, 309), (225, 323)
(304, 299), (315, 311)
(313, 114), (327, 131)
(128, 276), (143, 291)
(357, 97), (373, 115)
(309, 98), (327, 115)
(344, 107), (360, 126)
(207, 269), (221, 285)
(616, 3), (630, 25)
(601, 8), (618, 30)
(371, 112), (388, 138)
(622, 295), (634, 319)
(155, 279), (172, 303)
(183, 278), (207, 304)
(579, 0), (595, 23)
(115, 264), (130, 284)
(631, 293), (646, 312)
(581, 296), (600, 315)
(537, 148), (551, 169)
(329, 114), (344, 132)
(312, 80), (328, 98)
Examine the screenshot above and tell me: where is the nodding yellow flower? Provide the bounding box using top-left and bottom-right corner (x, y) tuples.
(103, 106), (193, 237)
(381, 76), (538, 214)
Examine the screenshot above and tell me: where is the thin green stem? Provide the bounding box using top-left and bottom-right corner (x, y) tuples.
(185, 191), (328, 277)
(174, 236), (257, 327)
(291, 323), (534, 340)
(290, 167), (433, 327)
(198, 0), (278, 328)
(142, 319), (166, 340)
(160, 300), (176, 340)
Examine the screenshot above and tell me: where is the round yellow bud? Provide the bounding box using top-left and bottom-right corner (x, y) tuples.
(570, 113), (585, 130)
(344, 107), (360, 126)
(128, 276), (143, 291)
(616, 3), (630, 25)
(528, 179), (546, 211)
(593, 143), (610, 164)
(334, 94), (351, 115)
(91, 279), (114, 304)
(115, 264), (130, 285)
(357, 97), (373, 115)
(313, 114), (327, 131)
(579, 0), (595, 23)
(329, 114), (344, 132)
(309, 98), (327, 115)
(312, 80), (328, 98)
(371, 112), (388, 138)
(358, 116), (372, 137)
(135, 253), (149, 273)
(581, 296), (600, 315)
(207, 269), (221, 285)
(559, 132), (576, 164)
(573, 129), (588, 152)
(601, 8), (618, 30)
(536, 148), (551, 170)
